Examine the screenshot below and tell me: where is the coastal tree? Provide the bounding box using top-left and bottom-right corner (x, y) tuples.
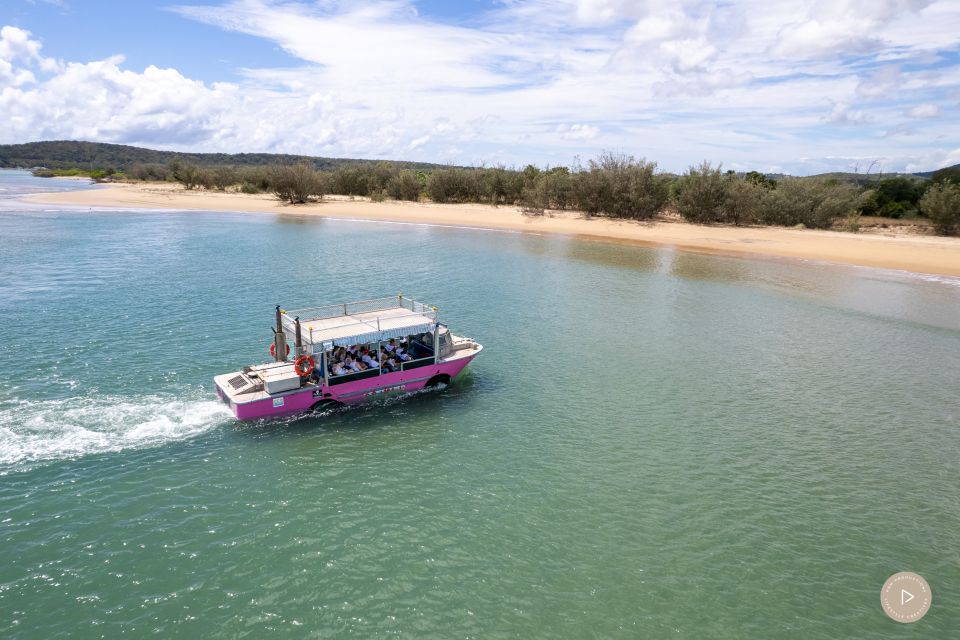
(758, 178), (858, 228)
(329, 165), (372, 196)
(127, 163), (169, 181)
(744, 170), (776, 189)
(675, 161), (727, 224)
(520, 167), (574, 212)
(862, 176), (926, 218)
(271, 162), (325, 204)
(573, 152), (669, 219)
(426, 168), (484, 203)
(919, 181), (960, 235)
(169, 159), (201, 190)
(386, 170), (421, 201)
(720, 178), (767, 226)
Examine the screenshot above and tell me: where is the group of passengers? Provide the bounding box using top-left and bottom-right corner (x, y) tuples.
(326, 338), (415, 377)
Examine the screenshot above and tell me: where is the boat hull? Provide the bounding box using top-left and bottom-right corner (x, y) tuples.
(216, 353), (477, 421)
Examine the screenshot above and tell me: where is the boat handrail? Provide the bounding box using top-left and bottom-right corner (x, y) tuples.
(286, 296), (437, 323)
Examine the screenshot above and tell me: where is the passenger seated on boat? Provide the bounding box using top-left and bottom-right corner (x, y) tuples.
(331, 361), (348, 376)
(385, 338), (397, 353)
(344, 356), (363, 372)
(395, 347), (412, 362)
(361, 349), (380, 369)
(380, 349), (398, 372)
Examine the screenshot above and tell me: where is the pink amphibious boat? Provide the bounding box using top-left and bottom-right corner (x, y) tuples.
(214, 296), (482, 420)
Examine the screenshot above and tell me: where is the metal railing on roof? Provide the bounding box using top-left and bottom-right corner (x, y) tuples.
(280, 296), (438, 349)
(285, 296), (437, 323)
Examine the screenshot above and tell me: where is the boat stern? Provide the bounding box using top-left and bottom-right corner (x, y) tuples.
(214, 364), (319, 420)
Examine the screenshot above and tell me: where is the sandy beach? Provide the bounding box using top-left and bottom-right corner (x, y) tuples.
(28, 181), (960, 277)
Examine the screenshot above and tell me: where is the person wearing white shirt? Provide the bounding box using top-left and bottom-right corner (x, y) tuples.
(384, 339), (397, 353)
(344, 356), (362, 372)
(331, 361), (347, 376)
(361, 351), (379, 369)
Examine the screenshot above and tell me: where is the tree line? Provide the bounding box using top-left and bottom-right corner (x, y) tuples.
(29, 148), (960, 236)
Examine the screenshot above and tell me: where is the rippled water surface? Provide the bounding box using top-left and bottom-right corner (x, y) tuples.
(1, 170), (959, 638)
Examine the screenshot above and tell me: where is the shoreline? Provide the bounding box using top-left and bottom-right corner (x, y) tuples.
(26, 181), (960, 278)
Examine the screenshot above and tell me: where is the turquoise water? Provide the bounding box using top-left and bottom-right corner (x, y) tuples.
(1, 169), (959, 638)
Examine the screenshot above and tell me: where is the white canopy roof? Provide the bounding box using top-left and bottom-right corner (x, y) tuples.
(281, 297), (438, 352)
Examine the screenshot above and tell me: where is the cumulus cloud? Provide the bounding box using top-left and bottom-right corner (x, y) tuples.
(0, 0), (958, 172)
(772, 0), (933, 58)
(906, 103), (940, 118)
(823, 102), (875, 125)
(0, 25), (60, 72)
(557, 123), (599, 140)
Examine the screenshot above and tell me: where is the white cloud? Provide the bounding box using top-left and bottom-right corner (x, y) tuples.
(823, 102), (875, 125)
(0, 0), (959, 173)
(0, 25), (60, 73)
(557, 123), (599, 140)
(772, 0), (933, 58)
(906, 103), (940, 118)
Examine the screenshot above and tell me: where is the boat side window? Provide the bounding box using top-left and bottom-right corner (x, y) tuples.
(408, 333), (435, 358)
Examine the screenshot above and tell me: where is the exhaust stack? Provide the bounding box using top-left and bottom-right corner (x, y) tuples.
(273, 305), (288, 362)
(294, 316), (303, 356)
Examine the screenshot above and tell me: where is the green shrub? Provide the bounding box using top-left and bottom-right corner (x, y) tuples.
(721, 178), (767, 226)
(919, 182), (960, 235)
(881, 201), (906, 219)
(572, 152), (669, 219)
(519, 167), (574, 212)
(271, 163), (325, 204)
(386, 170), (421, 201)
(127, 163), (170, 181)
(426, 168), (484, 203)
(758, 179), (857, 228)
(675, 161), (727, 223)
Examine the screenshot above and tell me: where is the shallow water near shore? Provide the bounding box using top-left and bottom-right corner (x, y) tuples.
(1, 170), (959, 638)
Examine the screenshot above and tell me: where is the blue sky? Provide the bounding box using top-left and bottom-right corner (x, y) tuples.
(1, 0), (958, 174)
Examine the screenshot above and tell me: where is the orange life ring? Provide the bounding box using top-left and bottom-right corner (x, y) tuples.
(270, 343), (290, 358)
(294, 355), (315, 377)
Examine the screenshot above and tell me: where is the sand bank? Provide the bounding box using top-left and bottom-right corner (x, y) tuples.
(27, 181), (960, 277)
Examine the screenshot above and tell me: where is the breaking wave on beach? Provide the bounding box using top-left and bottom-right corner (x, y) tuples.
(0, 393), (231, 469)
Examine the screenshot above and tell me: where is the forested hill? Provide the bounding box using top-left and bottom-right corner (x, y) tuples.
(0, 140), (449, 172)
(2, 140), (957, 181)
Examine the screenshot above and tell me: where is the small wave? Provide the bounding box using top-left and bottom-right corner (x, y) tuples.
(0, 394), (231, 467)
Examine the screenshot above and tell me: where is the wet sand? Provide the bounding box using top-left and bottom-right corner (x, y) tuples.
(28, 181), (960, 277)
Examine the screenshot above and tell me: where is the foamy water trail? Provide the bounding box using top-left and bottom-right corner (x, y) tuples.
(0, 394), (231, 467)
